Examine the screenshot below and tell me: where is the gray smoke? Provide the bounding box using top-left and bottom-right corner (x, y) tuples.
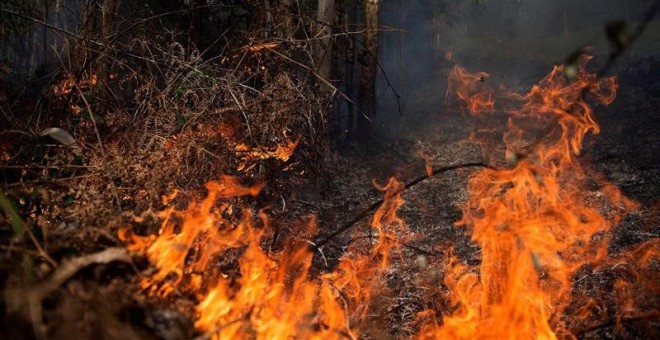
(376, 0), (658, 124)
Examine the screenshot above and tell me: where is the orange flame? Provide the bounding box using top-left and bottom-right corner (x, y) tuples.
(242, 42), (279, 53)
(417, 150), (434, 177)
(118, 54), (653, 338)
(120, 175), (406, 338)
(419, 56), (638, 338)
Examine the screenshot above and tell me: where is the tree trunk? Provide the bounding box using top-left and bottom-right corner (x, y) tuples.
(357, 0), (379, 138)
(279, 0), (294, 38)
(344, 4), (357, 142)
(189, 0), (203, 48)
(314, 0), (335, 82)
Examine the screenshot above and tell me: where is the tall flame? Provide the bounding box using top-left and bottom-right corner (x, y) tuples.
(419, 56), (638, 339)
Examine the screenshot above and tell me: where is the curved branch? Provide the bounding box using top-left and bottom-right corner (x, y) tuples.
(314, 162), (494, 248)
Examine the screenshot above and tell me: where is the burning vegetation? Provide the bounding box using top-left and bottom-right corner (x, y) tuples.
(1, 1), (659, 339)
(111, 55), (657, 339)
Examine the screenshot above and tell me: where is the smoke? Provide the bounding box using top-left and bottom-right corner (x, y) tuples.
(376, 0), (657, 124)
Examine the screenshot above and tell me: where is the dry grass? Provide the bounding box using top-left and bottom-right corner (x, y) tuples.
(1, 30), (330, 251)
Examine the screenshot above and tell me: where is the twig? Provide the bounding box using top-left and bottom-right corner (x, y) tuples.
(328, 283), (358, 340)
(397, 239), (439, 258)
(74, 84), (122, 206)
(0, 129), (33, 137)
(0, 245), (43, 258)
(229, 90), (254, 144)
(284, 13), (404, 116)
(74, 84), (104, 152)
(23, 224), (57, 268)
(192, 314), (250, 340)
(109, 4), (237, 44)
(1, 165), (97, 169)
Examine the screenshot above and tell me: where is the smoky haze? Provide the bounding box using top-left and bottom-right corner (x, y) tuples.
(376, 0), (660, 126)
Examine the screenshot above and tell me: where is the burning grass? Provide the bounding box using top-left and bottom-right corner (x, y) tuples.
(110, 55), (658, 338)
(119, 175), (407, 338)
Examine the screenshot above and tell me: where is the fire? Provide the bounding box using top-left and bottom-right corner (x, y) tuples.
(120, 174), (406, 338)
(417, 150), (434, 177)
(119, 54), (653, 338)
(243, 42), (280, 52)
(419, 56), (638, 338)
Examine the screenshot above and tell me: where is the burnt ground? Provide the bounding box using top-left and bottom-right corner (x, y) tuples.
(1, 62), (658, 339)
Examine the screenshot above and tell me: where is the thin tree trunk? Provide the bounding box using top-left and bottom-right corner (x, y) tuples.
(263, 0), (274, 37)
(357, 0), (379, 138)
(99, 0), (119, 90)
(314, 0), (335, 82)
(344, 4), (356, 142)
(279, 0), (294, 38)
(101, 0), (119, 43)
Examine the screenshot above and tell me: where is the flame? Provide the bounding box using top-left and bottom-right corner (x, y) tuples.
(118, 53), (653, 338)
(417, 150), (434, 177)
(120, 175), (406, 338)
(446, 66), (494, 114)
(213, 125), (299, 171)
(419, 56), (638, 338)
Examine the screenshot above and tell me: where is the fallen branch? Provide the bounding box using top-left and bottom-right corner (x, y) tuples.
(314, 162), (494, 248)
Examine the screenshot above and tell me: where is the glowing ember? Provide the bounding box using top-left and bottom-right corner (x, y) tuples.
(243, 42), (280, 52)
(213, 125), (300, 171)
(52, 73), (98, 97)
(418, 56), (638, 338)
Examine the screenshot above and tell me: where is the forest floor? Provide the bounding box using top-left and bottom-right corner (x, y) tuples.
(2, 60), (659, 339)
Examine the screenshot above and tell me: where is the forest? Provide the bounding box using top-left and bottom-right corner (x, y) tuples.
(1, 0), (659, 339)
